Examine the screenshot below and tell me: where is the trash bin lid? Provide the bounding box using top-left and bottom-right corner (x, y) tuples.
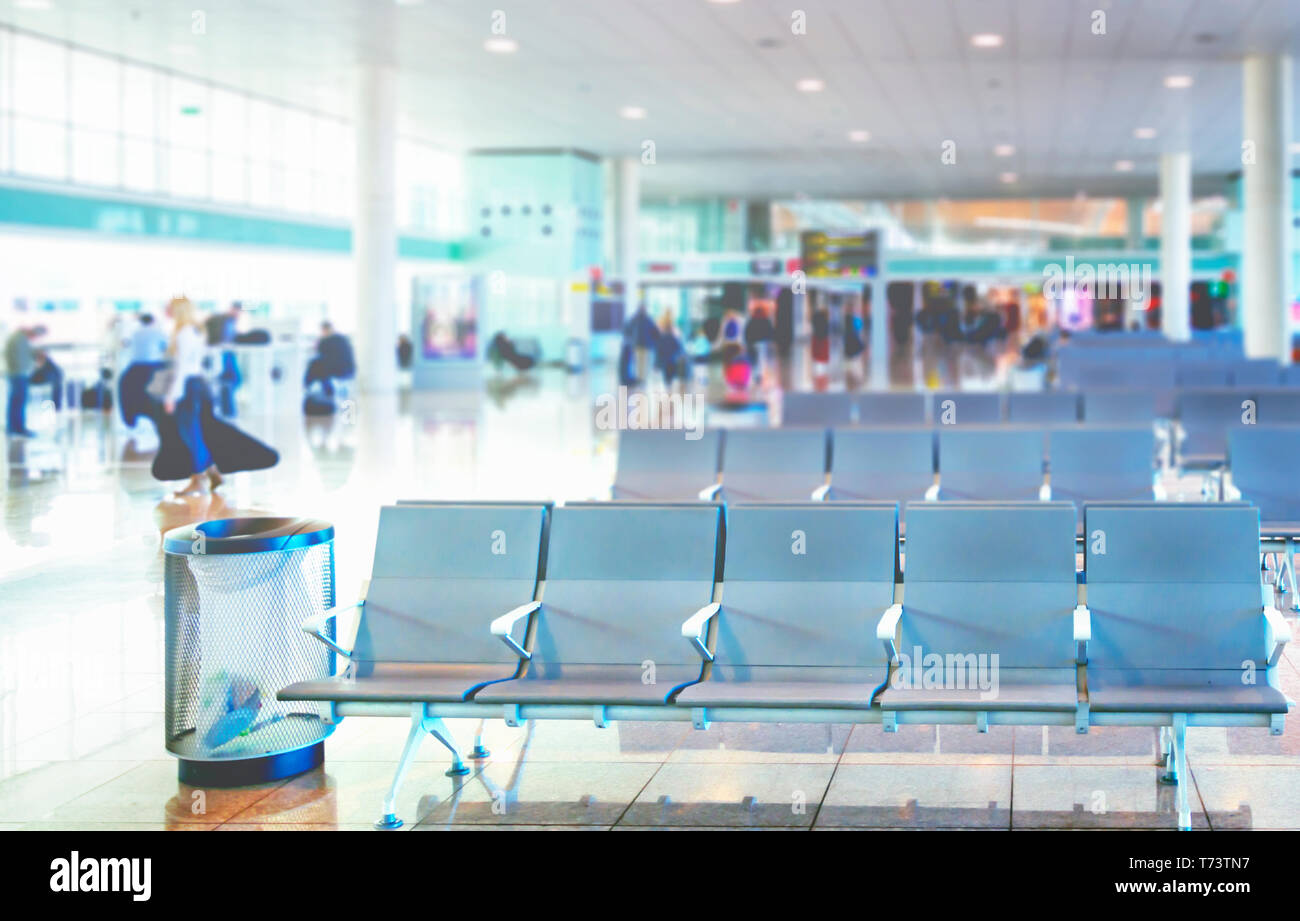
(163, 517), (333, 555)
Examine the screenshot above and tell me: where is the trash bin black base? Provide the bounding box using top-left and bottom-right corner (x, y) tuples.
(177, 741), (325, 787)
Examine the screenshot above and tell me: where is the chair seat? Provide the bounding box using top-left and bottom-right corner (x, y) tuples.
(472, 664), (702, 706)
(720, 474), (824, 502)
(277, 662), (518, 703)
(877, 670), (1078, 712)
(1259, 521), (1300, 539)
(1087, 669), (1288, 714)
(675, 667), (887, 709)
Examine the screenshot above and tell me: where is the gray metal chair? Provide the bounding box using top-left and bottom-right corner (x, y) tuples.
(930, 390), (1002, 425)
(937, 427), (1045, 500)
(1047, 426), (1156, 508)
(1081, 503), (1291, 830)
(675, 502), (898, 723)
(1082, 390), (1157, 424)
(718, 428), (829, 501)
(474, 502), (722, 712)
(856, 391), (928, 425)
(781, 391), (854, 426)
(875, 502), (1082, 727)
(611, 428), (722, 501)
(1228, 425), (1300, 608)
(825, 427), (935, 512)
(279, 501), (550, 828)
(1007, 391), (1079, 425)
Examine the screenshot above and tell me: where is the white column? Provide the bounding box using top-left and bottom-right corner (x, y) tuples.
(615, 156), (640, 311)
(1242, 54), (1293, 362)
(1159, 152), (1192, 342)
(353, 62), (399, 393)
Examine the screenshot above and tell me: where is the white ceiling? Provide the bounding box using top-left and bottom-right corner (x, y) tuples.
(6, 0), (1300, 199)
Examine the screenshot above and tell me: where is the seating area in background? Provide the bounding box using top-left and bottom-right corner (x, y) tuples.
(279, 499), (1292, 832)
(612, 425), (1159, 507)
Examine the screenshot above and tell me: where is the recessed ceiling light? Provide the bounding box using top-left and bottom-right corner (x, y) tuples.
(1114, 160), (1135, 172)
(848, 129), (870, 143)
(1164, 74), (1193, 89)
(796, 78), (825, 93)
(999, 172), (1018, 184)
(971, 33), (1003, 48)
(994, 144), (1015, 157)
(1134, 127), (1157, 140)
(619, 106), (647, 120)
(484, 37), (518, 53)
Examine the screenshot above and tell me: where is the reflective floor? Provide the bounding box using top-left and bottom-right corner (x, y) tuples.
(2, 358), (1298, 831)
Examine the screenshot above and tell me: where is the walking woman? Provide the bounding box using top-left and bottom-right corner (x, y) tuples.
(151, 296), (278, 493)
(164, 297), (221, 495)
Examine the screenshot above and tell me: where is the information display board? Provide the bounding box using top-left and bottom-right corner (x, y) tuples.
(800, 229), (880, 278)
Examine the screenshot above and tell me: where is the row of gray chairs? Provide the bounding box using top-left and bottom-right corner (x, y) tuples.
(1175, 389), (1300, 468)
(279, 500), (1291, 830)
(781, 390), (1156, 427)
(614, 425), (1156, 510)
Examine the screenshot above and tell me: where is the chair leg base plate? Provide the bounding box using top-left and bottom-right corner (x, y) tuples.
(445, 763), (470, 777)
(469, 745), (490, 760)
(374, 814), (403, 830)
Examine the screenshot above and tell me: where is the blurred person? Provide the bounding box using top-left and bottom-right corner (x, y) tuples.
(628, 302), (659, 384)
(5, 323), (45, 437)
(743, 303), (775, 384)
(688, 324), (712, 389)
(120, 313), (168, 426)
(304, 321), (357, 401)
(654, 310), (685, 391)
(29, 350), (64, 411)
(206, 301), (243, 417)
(810, 302), (831, 382)
(152, 297), (277, 495)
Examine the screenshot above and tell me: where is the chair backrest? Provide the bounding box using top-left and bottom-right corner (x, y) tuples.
(1082, 390), (1157, 424)
(1228, 425), (1300, 523)
(937, 427), (1044, 500)
(856, 392), (928, 425)
(900, 503), (1078, 668)
(715, 503), (897, 669)
(1083, 503), (1266, 669)
(1177, 360), (1232, 388)
(1280, 365), (1300, 388)
(614, 428), (721, 479)
(722, 428), (828, 475)
(1048, 427), (1154, 504)
(831, 427), (934, 474)
(782, 392), (854, 426)
(1229, 359), (1281, 389)
(1177, 389), (1252, 457)
(531, 502), (723, 668)
(1007, 391), (1079, 424)
(931, 391), (1002, 425)
(353, 503), (549, 665)
(1254, 389), (1300, 424)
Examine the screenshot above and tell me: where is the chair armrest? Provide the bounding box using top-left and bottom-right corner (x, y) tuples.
(923, 483), (939, 502)
(301, 600), (362, 659)
(1263, 605), (1292, 668)
(490, 601), (541, 661)
(877, 603), (903, 663)
(681, 602), (721, 661)
(811, 484), (830, 502)
(697, 482), (721, 501)
(1038, 482), (1052, 502)
(1073, 604), (1091, 664)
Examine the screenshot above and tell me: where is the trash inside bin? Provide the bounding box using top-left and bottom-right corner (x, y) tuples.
(163, 517), (336, 786)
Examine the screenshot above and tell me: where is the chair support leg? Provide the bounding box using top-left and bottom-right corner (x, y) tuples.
(425, 716), (470, 777)
(375, 710), (428, 829)
(1289, 541), (1299, 612)
(1170, 714), (1191, 831)
(469, 719), (490, 760)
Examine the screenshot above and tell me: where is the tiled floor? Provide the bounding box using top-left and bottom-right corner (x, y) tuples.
(1, 359), (1297, 831)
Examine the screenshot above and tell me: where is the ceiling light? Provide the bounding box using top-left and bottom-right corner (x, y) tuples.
(619, 106), (647, 120)
(1134, 127), (1157, 140)
(484, 37), (518, 53)
(848, 129), (870, 143)
(999, 172), (1018, 184)
(994, 144), (1015, 157)
(971, 33), (1003, 48)
(1164, 74), (1193, 89)
(796, 78), (825, 92)
(1114, 160), (1135, 172)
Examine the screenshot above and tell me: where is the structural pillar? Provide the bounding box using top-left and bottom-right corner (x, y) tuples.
(615, 156), (641, 313)
(354, 61), (399, 393)
(1242, 54), (1293, 362)
(1159, 152), (1192, 342)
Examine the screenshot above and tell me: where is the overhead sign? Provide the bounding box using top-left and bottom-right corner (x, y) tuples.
(800, 229), (879, 278)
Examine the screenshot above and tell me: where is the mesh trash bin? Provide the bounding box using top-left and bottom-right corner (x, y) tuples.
(164, 517), (336, 786)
